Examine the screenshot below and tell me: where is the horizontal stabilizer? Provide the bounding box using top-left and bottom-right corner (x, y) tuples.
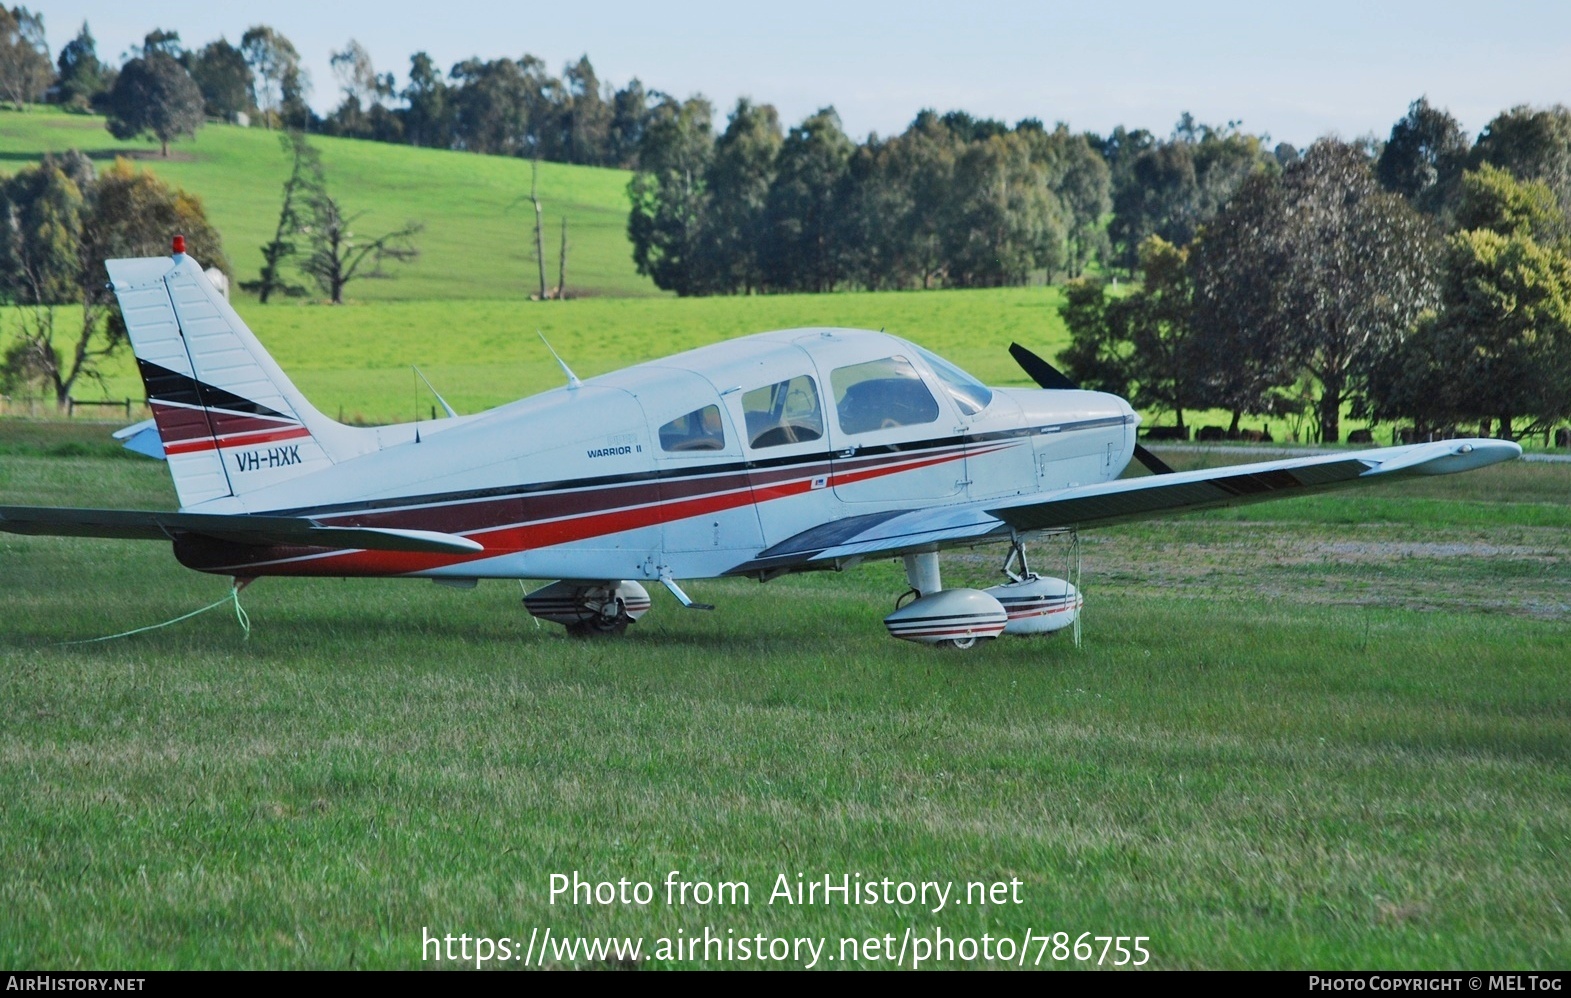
(0, 506), (483, 555)
(112, 419), (166, 459)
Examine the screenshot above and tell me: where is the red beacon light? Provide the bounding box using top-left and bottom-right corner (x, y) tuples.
(171, 234), (186, 256)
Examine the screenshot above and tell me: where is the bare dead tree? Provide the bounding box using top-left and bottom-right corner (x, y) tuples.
(530, 158), (548, 299)
(300, 190), (422, 304)
(555, 216), (569, 300)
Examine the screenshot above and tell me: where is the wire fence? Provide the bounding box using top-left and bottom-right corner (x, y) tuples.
(0, 395), (149, 420)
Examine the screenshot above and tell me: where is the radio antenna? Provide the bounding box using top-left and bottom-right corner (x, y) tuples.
(538, 331), (581, 389)
(413, 365), (458, 418)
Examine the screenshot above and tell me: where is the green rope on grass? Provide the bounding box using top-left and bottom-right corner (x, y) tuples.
(57, 585), (250, 646)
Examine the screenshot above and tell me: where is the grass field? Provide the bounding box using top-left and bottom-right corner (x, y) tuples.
(0, 106), (655, 300)
(2, 424), (1567, 969)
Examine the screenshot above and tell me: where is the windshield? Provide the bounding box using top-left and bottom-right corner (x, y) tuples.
(914, 346), (993, 415)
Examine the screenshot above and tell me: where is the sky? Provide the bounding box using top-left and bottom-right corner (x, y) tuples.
(33, 0), (1571, 146)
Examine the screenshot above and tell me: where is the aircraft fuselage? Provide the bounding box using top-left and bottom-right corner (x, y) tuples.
(171, 328), (1136, 583)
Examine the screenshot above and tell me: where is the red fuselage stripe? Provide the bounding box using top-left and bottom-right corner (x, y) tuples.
(164, 425), (311, 456)
(181, 447), (978, 576)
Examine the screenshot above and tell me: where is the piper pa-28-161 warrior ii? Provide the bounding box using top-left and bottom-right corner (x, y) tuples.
(0, 244), (1524, 648)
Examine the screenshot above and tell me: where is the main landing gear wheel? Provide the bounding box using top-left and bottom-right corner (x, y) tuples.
(945, 635), (978, 650)
(523, 580), (652, 637)
(565, 602), (631, 638)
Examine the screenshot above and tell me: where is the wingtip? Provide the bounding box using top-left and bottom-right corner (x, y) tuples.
(1369, 437), (1523, 477)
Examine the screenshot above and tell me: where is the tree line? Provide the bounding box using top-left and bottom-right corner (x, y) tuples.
(1059, 101), (1571, 443)
(628, 102), (1123, 295)
(5, 12), (659, 169)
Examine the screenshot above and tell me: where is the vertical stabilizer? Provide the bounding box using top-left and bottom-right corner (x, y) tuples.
(108, 251), (364, 510)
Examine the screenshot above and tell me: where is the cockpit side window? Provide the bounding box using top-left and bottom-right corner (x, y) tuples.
(830, 356), (941, 435)
(742, 375), (823, 449)
(659, 404), (726, 452)
(914, 345), (993, 415)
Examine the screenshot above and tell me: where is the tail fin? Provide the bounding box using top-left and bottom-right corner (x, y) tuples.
(107, 250), (365, 509)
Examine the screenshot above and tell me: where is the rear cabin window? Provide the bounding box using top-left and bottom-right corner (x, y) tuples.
(831, 356), (941, 435)
(659, 404), (726, 452)
(742, 375), (823, 448)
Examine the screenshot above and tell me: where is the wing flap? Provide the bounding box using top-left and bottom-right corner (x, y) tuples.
(0, 506), (483, 555)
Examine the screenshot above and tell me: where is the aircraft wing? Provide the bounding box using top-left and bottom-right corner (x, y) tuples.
(731, 439), (1521, 574)
(0, 506), (484, 555)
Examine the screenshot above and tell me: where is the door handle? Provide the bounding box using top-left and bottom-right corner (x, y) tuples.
(837, 447), (857, 458)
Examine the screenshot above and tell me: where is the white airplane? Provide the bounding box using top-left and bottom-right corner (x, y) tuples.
(0, 245), (1524, 648)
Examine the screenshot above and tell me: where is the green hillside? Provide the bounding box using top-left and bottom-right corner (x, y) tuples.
(0, 107), (658, 300)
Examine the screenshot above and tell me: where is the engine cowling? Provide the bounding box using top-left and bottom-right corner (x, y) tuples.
(884, 588), (1007, 648)
(984, 575), (1082, 635)
(523, 580), (651, 636)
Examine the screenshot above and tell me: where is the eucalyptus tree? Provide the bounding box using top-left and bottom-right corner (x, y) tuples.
(0, 5), (49, 108)
(701, 98), (782, 293)
(1020, 122), (1111, 278)
(400, 52), (452, 149)
(103, 51), (204, 156)
(242, 130), (322, 303)
(54, 21), (107, 109)
(944, 131), (1065, 287)
(187, 37), (253, 120)
(561, 55), (612, 166)
(1268, 140), (1442, 442)
(1376, 97), (1468, 220)
(1189, 171), (1303, 433)
(299, 189), (422, 304)
(1108, 118), (1271, 270)
(240, 25), (306, 128)
(627, 96), (715, 296)
(870, 110), (962, 289)
(763, 107), (855, 292)
(607, 78), (655, 168)
(1470, 105), (1571, 220)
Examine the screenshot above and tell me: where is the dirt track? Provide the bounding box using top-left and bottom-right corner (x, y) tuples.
(950, 521), (1571, 620)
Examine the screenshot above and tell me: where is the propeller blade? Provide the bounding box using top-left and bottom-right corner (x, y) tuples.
(1008, 342), (1078, 390)
(1008, 342), (1176, 476)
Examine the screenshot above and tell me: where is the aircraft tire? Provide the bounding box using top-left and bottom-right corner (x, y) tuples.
(565, 608), (632, 638)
